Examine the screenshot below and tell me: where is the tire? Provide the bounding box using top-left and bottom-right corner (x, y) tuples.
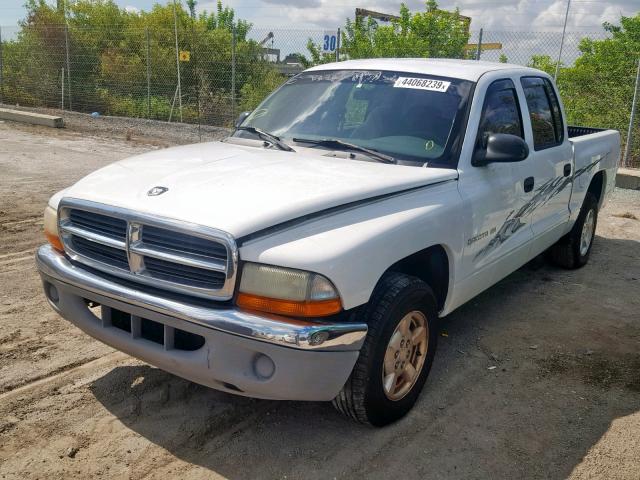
(548, 192), (599, 269)
(332, 272), (438, 426)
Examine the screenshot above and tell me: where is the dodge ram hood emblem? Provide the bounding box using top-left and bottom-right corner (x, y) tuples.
(147, 186), (169, 196)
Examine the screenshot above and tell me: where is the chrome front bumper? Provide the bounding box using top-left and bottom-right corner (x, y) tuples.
(36, 244), (367, 401)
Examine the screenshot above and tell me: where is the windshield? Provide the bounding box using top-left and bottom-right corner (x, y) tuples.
(235, 69), (474, 166)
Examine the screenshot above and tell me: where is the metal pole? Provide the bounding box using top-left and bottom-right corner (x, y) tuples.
(336, 27), (340, 62)
(145, 27), (151, 119)
(623, 58), (640, 168)
(191, 16), (201, 141)
(231, 25), (236, 122)
(554, 0), (570, 81)
(64, 23), (72, 110)
(476, 28), (483, 61)
(169, 84), (178, 123)
(0, 25), (4, 105)
(173, 1), (183, 122)
(61, 67), (64, 110)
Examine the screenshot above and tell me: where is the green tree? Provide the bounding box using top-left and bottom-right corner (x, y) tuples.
(542, 14), (640, 163)
(2, 0), (274, 126)
(527, 54), (559, 76)
(239, 68), (285, 112)
(186, 0), (197, 19)
(306, 1), (470, 64)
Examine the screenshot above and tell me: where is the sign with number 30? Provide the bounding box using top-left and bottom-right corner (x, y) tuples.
(322, 31), (338, 53)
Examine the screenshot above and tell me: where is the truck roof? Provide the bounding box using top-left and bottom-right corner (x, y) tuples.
(307, 58), (543, 82)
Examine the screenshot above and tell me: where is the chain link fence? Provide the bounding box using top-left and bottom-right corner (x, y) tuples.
(0, 23), (638, 167)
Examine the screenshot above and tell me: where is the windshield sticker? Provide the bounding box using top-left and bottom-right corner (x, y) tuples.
(393, 77), (450, 92)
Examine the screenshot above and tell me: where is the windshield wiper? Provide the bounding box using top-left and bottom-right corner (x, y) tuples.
(236, 126), (295, 152)
(292, 137), (396, 164)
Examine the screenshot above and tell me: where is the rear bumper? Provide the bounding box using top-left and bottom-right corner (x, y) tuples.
(36, 244), (366, 401)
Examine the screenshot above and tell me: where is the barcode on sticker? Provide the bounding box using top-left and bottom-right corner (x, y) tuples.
(393, 77), (450, 92)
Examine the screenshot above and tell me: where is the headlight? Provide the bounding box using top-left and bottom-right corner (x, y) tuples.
(237, 263), (342, 317)
(44, 205), (64, 252)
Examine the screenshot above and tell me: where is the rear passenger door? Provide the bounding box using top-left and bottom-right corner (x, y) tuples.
(519, 77), (573, 249)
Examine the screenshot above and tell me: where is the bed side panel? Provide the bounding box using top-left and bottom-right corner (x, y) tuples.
(569, 129), (620, 221)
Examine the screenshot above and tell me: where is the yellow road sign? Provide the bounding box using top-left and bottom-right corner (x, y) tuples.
(179, 51), (190, 62)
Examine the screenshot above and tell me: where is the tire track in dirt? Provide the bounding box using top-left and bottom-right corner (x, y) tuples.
(0, 255), (35, 269)
(0, 249), (34, 259)
(1, 217), (41, 228)
(0, 352), (126, 402)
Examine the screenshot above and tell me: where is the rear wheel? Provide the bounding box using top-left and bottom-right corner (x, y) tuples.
(548, 192), (599, 269)
(332, 272), (438, 426)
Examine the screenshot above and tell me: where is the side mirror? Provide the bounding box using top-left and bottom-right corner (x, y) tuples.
(235, 111), (251, 128)
(472, 133), (529, 167)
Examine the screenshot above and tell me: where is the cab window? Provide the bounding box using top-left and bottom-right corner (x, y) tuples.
(521, 77), (564, 150)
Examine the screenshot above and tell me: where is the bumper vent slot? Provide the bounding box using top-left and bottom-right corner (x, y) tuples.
(105, 307), (205, 351)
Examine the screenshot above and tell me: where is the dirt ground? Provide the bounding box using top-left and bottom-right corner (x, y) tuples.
(0, 118), (639, 480)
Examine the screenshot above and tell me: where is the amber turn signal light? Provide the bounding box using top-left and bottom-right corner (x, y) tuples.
(44, 206), (64, 252)
(237, 292), (342, 318)
(45, 230), (64, 252)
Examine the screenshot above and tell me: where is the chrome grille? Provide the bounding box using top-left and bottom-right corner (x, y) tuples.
(68, 209), (127, 240)
(58, 199), (237, 300)
(143, 256), (226, 289)
(71, 235), (129, 269)
(142, 226), (227, 260)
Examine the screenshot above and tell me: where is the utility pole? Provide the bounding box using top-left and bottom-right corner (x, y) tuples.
(554, 0), (571, 81)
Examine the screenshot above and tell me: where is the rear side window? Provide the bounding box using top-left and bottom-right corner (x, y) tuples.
(521, 77), (564, 150)
(477, 79), (524, 145)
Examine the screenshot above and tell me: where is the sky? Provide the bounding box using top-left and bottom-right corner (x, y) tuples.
(0, 0), (637, 31)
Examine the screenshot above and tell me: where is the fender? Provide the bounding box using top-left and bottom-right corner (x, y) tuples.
(239, 179), (465, 312)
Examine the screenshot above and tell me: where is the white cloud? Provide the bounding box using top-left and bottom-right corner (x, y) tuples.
(206, 0), (637, 31)
(124, 5), (140, 14)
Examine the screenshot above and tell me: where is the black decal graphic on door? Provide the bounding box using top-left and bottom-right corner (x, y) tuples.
(474, 157), (602, 260)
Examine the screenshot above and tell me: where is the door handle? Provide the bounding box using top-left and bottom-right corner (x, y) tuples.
(524, 176), (535, 193)
(563, 163), (572, 177)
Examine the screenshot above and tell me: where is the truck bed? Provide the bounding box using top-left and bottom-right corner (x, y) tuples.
(568, 125), (606, 138)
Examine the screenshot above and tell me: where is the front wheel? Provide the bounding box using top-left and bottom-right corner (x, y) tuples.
(332, 272), (438, 426)
(548, 192), (599, 269)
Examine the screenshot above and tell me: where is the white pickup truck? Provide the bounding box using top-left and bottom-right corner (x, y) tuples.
(37, 59), (620, 426)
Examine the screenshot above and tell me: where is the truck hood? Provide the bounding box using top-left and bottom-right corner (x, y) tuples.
(62, 141), (457, 238)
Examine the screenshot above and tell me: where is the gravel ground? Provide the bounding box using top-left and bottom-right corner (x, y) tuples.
(0, 119), (639, 479)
